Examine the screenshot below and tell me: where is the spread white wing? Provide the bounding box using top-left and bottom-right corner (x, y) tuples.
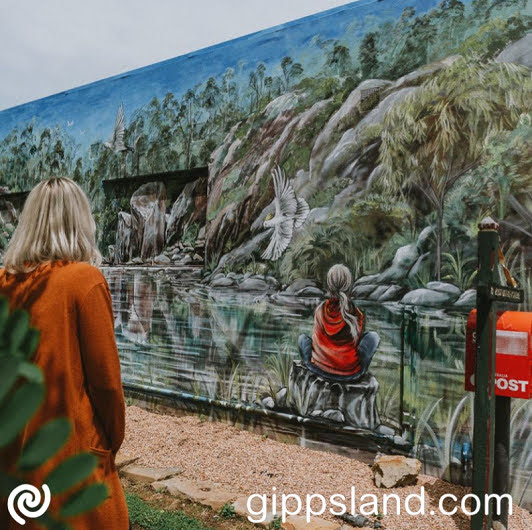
(261, 221), (294, 261)
(261, 166), (299, 261)
(273, 166), (298, 218)
(110, 104), (126, 152)
(294, 197), (310, 229)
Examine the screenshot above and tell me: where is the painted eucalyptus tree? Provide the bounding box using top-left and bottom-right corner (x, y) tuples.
(379, 57), (530, 280)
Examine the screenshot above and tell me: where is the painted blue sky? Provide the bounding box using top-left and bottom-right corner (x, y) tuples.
(0, 0), (452, 150)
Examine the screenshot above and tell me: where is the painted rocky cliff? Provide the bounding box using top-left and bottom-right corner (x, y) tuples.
(202, 36), (531, 312)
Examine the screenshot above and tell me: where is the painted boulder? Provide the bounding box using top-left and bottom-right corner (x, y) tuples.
(288, 360), (381, 430)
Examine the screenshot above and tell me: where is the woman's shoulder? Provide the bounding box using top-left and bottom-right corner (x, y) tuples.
(53, 262), (107, 293)
(61, 261), (104, 278)
(0, 262), (107, 306)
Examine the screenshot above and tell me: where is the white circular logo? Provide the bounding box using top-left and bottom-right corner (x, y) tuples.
(7, 484), (51, 525)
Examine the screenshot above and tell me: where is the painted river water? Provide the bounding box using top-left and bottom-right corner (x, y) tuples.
(102, 267), (531, 508)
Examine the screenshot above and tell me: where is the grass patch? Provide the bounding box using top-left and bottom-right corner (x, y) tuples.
(219, 503), (237, 519)
(123, 478), (255, 530)
(126, 492), (212, 530)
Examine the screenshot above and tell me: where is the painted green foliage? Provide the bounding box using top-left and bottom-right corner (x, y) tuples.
(0, 0), (528, 300)
(379, 57), (530, 280)
(0, 1), (528, 188)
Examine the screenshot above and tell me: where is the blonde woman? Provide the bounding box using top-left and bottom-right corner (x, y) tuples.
(0, 177), (129, 529)
(298, 264), (380, 382)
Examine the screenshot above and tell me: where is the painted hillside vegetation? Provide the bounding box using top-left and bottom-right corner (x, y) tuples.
(0, 0), (529, 298)
(0, 0), (532, 506)
(205, 5), (532, 317)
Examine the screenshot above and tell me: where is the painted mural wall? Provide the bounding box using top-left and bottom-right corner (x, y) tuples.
(0, 0), (531, 506)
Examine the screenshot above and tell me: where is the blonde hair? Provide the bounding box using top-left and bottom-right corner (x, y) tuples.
(327, 264), (361, 343)
(3, 177), (101, 274)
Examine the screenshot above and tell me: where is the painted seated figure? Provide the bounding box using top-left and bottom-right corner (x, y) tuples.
(298, 264), (380, 382)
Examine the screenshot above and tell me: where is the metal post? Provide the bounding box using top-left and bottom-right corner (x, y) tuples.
(399, 306), (405, 432)
(471, 217), (499, 530)
(493, 396), (510, 528)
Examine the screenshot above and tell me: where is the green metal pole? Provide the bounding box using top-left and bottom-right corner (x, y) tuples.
(493, 395), (510, 528)
(471, 217), (499, 530)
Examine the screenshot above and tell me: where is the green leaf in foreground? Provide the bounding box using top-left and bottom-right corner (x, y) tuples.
(18, 361), (44, 384)
(20, 328), (40, 358)
(0, 472), (23, 496)
(0, 382), (44, 448)
(0, 356), (20, 404)
(0, 296), (9, 335)
(60, 483), (109, 518)
(219, 502), (237, 518)
(18, 418), (71, 471)
(6, 309), (30, 356)
(46, 453), (97, 495)
(36, 512), (72, 530)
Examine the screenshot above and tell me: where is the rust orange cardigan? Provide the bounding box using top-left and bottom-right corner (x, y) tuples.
(0, 261), (129, 530)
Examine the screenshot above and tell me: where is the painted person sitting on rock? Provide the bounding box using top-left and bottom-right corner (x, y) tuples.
(298, 264), (380, 382)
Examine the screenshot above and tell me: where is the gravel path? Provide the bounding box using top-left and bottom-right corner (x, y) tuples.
(122, 406), (532, 529)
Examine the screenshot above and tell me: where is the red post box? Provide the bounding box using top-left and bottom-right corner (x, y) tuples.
(465, 310), (532, 399)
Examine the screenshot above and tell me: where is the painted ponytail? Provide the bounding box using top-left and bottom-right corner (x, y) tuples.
(326, 264), (361, 344)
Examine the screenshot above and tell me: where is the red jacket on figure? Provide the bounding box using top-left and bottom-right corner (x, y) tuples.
(311, 298), (365, 376)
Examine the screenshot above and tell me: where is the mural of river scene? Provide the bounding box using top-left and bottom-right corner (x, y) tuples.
(1, 0), (531, 509)
(103, 266), (531, 507)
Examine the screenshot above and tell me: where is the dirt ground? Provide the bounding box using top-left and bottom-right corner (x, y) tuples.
(121, 405), (532, 530)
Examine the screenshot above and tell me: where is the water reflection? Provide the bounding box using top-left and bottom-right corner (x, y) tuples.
(102, 267), (531, 507)
(103, 268), (468, 419)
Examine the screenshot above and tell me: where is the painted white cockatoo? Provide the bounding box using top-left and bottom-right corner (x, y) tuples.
(104, 104), (133, 154)
(261, 165), (309, 261)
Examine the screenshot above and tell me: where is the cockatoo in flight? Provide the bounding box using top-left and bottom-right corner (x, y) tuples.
(104, 104), (133, 154)
(261, 165), (309, 261)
